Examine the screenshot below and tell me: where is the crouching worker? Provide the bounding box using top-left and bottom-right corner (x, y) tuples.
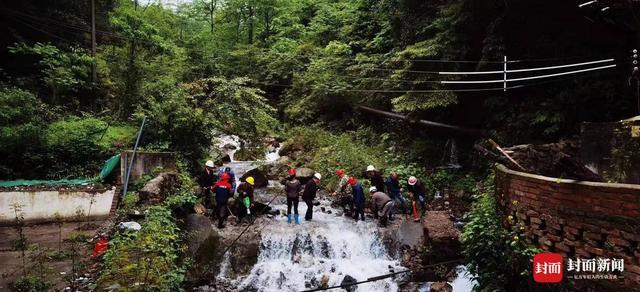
(213, 173), (233, 229)
(348, 176), (365, 221)
(236, 176), (255, 224)
(370, 187), (394, 227)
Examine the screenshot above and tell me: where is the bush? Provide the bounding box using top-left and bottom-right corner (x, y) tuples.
(12, 275), (50, 292)
(97, 206), (187, 291)
(462, 174), (539, 291)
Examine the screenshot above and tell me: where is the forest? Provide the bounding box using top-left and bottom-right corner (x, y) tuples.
(1, 0), (639, 291)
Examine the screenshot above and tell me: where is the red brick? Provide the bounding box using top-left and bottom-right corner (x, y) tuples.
(584, 246), (605, 256)
(584, 232), (603, 241)
(608, 236), (631, 247)
(547, 234), (562, 242)
(555, 242), (572, 253)
(563, 226), (580, 235)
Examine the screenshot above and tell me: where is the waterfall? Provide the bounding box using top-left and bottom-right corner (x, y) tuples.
(231, 200), (404, 292)
(214, 134), (242, 162)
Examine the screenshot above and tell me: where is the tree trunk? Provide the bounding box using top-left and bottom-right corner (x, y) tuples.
(247, 5), (254, 44)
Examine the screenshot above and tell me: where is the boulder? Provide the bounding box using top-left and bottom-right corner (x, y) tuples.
(240, 168), (268, 188)
(296, 167), (315, 184)
(278, 142), (305, 159)
(138, 172), (179, 203)
(423, 211), (461, 262)
(184, 214), (224, 284)
(340, 275), (358, 292)
(259, 156), (291, 179)
(430, 282), (453, 292)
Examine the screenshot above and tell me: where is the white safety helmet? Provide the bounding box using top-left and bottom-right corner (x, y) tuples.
(369, 186), (377, 193)
(205, 160), (215, 168)
(366, 165), (376, 172)
(408, 176), (418, 186)
(314, 173), (322, 180)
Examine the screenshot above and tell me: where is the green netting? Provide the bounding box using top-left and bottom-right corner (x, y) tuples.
(0, 154), (121, 187)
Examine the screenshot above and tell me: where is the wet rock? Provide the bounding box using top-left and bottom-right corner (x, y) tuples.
(310, 276), (320, 288)
(278, 271), (287, 288)
(430, 282), (453, 292)
(139, 172), (178, 203)
(240, 168), (268, 188)
(340, 275), (358, 292)
(423, 211), (461, 262)
(320, 275), (330, 288)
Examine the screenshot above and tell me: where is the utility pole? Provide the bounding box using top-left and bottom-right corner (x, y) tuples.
(91, 0), (97, 83)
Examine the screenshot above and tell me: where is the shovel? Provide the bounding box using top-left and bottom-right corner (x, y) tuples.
(227, 206), (237, 225)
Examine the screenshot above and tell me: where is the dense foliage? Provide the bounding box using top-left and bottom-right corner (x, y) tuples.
(462, 174), (539, 291)
(97, 171), (196, 290)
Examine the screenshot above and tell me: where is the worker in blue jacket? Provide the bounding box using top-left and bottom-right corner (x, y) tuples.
(348, 176), (366, 221)
(386, 172), (407, 220)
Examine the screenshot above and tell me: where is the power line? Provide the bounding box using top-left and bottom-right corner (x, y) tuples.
(437, 58), (615, 75)
(440, 63), (617, 84)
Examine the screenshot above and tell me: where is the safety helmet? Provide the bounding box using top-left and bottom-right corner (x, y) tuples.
(347, 176), (357, 186)
(246, 177), (255, 185)
(205, 160), (215, 168)
(288, 168), (297, 176)
(225, 167), (231, 172)
(314, 173), (322, 180)
(220, 173), (230, 181)
(335, 169), (345, 176)
(369, 186), (377, 193)
(408, 176), (418, 186)
(366, 165), (376, 172)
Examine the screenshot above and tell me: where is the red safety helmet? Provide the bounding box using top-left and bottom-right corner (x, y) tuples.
(335, 169), (345, 176)
(347, 176), (357, 186)
(288, 168), (297, 176)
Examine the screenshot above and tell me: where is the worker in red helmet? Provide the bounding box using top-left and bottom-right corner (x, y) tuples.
(213, 173), (233, 228)
(331, 169), (352, 216)
(282, 168), (302, 224)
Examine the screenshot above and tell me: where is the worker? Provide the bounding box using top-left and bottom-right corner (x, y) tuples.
(331, 169), (352, 215)
(302, 173), (321, 221)
(283, 168), (302, 224)
(236, 176), (255, 224)
(366, 165), (385, 194)
(213, 173), (233, 229)
(407, 176), (428, 222)
(370, 187), (394, 227)
(386, 172), (408, 221)
(349, 176), (365, 221)
(218, 166), (237, 193)
(197, 160), (218, 209)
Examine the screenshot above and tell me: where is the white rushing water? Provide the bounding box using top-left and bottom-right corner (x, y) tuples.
(214, 134), (242, 162)
(236, 200), (404, 292)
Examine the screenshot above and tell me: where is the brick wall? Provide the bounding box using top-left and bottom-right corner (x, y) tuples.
(495, 164), (640, 288)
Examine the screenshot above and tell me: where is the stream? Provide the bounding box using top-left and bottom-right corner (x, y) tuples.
(210, 135), (474, 292)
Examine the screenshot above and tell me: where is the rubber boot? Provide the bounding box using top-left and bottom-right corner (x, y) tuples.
(412, 201), (420, 222)
(287, 214), (292, 224)
(294, 214), (300, 225)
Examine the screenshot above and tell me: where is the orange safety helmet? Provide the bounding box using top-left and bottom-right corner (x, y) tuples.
(336, 169), (345, 176)
(288, 168), (297, 176)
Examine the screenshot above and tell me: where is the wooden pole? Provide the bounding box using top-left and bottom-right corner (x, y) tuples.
(487, 139), (527, 171)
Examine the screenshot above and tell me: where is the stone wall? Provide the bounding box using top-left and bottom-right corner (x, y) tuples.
(495, 164), (640, 287)
(0, 187), (117, 225)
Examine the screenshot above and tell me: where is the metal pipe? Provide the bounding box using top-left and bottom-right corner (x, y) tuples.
(121, 116), (146, 198)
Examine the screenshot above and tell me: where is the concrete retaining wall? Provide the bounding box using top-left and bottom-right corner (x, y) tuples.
(120, 151), (176, 182)
(0, 188), (116, 225)
(495, 164), (640, 288)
